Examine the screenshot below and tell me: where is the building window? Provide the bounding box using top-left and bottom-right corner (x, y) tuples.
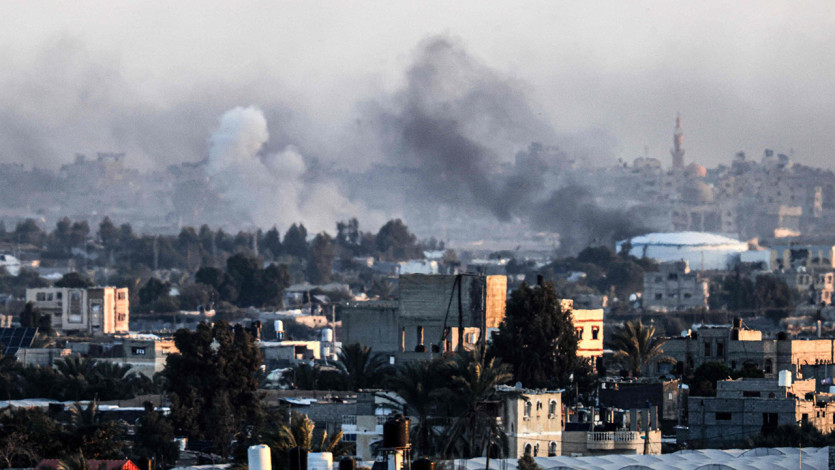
(763, 413), (778, 428)
(655, 293), (663, 300)
(802, 414), (809, 423)
(549, 400), (557, 417)
(704, 342), (711, 356)
(132, 347), (146, 356)
(742, 391), (760, 397)
(416, 326), (424, 346)
(716, 342), (724, 357)
(668, 273), (678, 280)
(765, 359), (773, 374)
(575, 327), (583, 339)
(524, 401), (532, 419)
(46, 293), (53, 301)
(715, 412), (732, 421)
(36, 292), (46, 301)
(533, 443), (539, 457)
(117, 292), (126, 300)
(683, 293), (692, 299)
(56, 292), (62, 300)
(548, 441), (557, 457)
(592, 326), (600, 340)
(523, 444), (532, 456)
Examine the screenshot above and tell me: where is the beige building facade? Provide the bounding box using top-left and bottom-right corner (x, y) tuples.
(26, 286), (129, 334)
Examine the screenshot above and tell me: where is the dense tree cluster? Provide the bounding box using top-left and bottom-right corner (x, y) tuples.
(163, 321), (264, 458)
(489, 280), (586, 389)
(0, 400), (178, 469)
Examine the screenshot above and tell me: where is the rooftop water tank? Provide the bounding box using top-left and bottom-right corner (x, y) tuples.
(778, 370), (792, 388)
(383, 415), (410, 448)
(322, 328), (334, 342)
(309, 452), (333, 470)
(248, 445), (272, 470)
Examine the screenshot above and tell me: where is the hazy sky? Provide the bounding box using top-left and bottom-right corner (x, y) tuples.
(2, 1), (835, 171)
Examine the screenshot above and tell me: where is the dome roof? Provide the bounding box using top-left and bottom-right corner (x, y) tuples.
(684, 162), (707, 178)
(681, 180), (714, 204)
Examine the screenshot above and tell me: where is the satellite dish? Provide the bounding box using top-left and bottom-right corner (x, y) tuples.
(515, 381), (523, 391)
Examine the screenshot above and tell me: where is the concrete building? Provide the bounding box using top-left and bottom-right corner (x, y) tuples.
(779, 269), (834, 306)
(562, 407), (662, 456)
(259, 340), (324, 368)
(340, 274), (506, 363)
(642, 261), (709, 312)
(686, 376), (835, 447)
(68, 336), (177, 377)
(599, 379), (684, 429)
(569, 302), (604, 360)
(497, 386), (563, 458)
(771, 242), (835, 271)
(26, 286), (129, 335)
(663, 322), (835, 378)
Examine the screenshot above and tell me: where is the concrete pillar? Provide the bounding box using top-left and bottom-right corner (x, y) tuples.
(640, 409), (649, 432)
(629, 409), (638, 431)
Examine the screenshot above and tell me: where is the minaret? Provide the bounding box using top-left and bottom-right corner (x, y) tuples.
(670, 113), (685, 170)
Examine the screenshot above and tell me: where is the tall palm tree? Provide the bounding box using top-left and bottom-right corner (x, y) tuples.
(384, 358), (445, 457)
(337, 343), (389, 390)
(441, 350), (513, 459)
(261, 412), (351, 470)
(610, 319), (670, 377)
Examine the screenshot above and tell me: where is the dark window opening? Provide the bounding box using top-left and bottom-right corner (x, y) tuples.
(715, 412), (732, 421)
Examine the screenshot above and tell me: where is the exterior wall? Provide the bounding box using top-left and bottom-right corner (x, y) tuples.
(25, 286), (129, 335)
(642, 261), (709, 312)
(686, 377), (835, 447)
(504, 391), (562, 458)
(339, 301), (399, 355)
(572, 308), (604, 359)
(562, 430), (661, 456)
(599, 380), (682, 422)
(14, 347), (71, 366)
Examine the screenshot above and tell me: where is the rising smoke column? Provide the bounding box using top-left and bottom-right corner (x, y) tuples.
(371, 35), (645, 252)
(206, 106), (381, 233)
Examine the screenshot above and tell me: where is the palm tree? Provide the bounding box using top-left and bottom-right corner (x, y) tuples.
(610, 319), (670, 377)
(261, 412), (351, 470)
(337, 343), (389, 390)
(441, 350), (513, 459)
(384, 358), (445, 456)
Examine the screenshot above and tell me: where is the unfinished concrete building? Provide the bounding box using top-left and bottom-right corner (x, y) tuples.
(686, 376), (835, 447)
(642, 261), (709, 312)
(340, 274), (506, 363)
(663, 322), (835, 378)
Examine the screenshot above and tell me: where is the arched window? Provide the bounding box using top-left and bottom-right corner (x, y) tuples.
(524, 401), (532, 418)
(548, 400), (557, 417)
(523, 443), (532, 456)
(533, 443), (539, 457)
(548, 441), (558, 457)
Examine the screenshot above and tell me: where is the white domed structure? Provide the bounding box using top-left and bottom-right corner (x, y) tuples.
(616, 232), (748, 270)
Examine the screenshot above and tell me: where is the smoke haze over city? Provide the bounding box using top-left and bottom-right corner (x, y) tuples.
(1, 1), (835, 249)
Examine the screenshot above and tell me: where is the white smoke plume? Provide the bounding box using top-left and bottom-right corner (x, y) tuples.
(206, 106), (383, 233)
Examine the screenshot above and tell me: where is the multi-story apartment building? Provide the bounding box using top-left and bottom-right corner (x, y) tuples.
(686, 376), (835, 447)
(26, 286), (129, 335)
(642, 261), (709, 312)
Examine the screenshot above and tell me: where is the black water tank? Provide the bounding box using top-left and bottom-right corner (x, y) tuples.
(413, 458), (434, 470)
(289, 447), (309, 470)
(383, 415), (410, 448)
(339, 457), (356, 470)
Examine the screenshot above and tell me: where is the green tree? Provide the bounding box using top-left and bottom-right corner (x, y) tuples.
(163, 322), (264, 458)
(98, 217), (119, 251)
(517, 451), (541, 470)
(261, 412), (351, 470)
(489, 281), (581, 389)
(14, 219), (45, 247)
(54, 272), (94, 288)
(337, 343), (389, 390)
(138, 278), (171, 310)
(609, 319), (669, 377)
(375, 219), (422, 261)
(66, 400), (126, 460)
(283, 224), (309, 259)
(307, 233), (335, 284)
(385, 359), (446, 456)
(442, 351), (513, 459)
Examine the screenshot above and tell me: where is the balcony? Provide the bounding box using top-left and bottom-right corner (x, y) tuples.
(586, 431), (641, 450)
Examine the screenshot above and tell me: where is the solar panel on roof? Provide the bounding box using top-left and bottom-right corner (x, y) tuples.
(0, 327), (38, 356)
